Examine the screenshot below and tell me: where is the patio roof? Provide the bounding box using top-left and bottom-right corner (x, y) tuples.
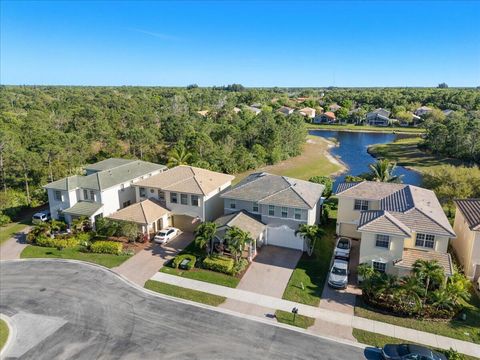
(63, 201), (103, 217)
(107, 199), (170, 225)
(394, 248), (453, 276)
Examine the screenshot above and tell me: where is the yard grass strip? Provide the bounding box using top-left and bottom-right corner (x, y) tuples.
(20, 245), (131, 268)
(159, 266), (240, 288)
(0, 222), (29, 244)
(145, 280), (226, 306)
(275, 310), (315, 329)
(0, 318), (8, 351)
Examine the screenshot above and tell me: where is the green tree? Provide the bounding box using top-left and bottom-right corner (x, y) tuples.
(224, 226), (252, 263)
(294, 224), (324, 256)
(308, 176), (333, 198)
(194, 221), (217, 255)
(116, 221), (139, 243)
(167, 143), (192, 167)
(412, 259), (445, 303)
(369, 159), (401, 183)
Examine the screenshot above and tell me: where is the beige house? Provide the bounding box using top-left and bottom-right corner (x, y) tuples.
(452, 199), (480, 280)
(336, 181), (455, 277)
(298, 107), (316, 118)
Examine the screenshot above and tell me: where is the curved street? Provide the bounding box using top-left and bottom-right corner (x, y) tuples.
(0, 260), (373, 359)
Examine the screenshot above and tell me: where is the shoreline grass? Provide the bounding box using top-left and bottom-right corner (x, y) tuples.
(0, 318), (8, 351)
(145, 280), (226, 306)
(275, 310), (315, 329)
(307, 123), (425, 134)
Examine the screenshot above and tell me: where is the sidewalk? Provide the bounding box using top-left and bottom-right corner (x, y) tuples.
(0, 226), (31, 260)
(151, 272), (480, 358)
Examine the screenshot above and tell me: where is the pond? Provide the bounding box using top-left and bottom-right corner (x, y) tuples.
(309, 130), (423, 187)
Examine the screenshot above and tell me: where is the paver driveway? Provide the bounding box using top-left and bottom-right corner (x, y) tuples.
(113, 231), (193, 286)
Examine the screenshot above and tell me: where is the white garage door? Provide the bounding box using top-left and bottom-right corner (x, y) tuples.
(266, 225), (305, 251)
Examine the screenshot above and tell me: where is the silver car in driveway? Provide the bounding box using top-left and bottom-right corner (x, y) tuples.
(328, 259), (349, 289)
(334, 237), (351, 259)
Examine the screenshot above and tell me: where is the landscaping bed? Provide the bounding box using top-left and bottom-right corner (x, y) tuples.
(159, 266), (240, 288)
(275, 310), (315, 329)
(0, 318), (8, 351)
(144, 280), (226, 306)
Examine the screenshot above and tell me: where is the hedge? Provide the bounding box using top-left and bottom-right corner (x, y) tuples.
(35, 236), (80, 249)
(90, 241), (123, 255)
(202, 256), (234, 274)
(172, 254), (196, 270)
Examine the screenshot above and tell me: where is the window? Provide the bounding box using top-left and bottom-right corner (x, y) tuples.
(158, 190), (165, 201)
(122, 200), (131, 208)
(139, 187), (146, 197)
(83, 189), (88, 200)
(354, 199), (369, 211)
(90, 190), (95, 201)
(54, 190), (62, 201)
(372, 261), (386, 273)
(281, 207), (288, 218)
(191, 195), (199, 207)
(268, 205), (275, 216)
(375, 234), (390, 248)
(294, 208), (302, 220)
(170, 192), (178, 204)
(181, 194), (188, 205)
(252, 202), (259, 213)
(415, 233), (435, 249)
(150, 188), (155, 193)
(230, 199), (236, 209)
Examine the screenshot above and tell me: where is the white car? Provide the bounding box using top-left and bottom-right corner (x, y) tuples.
(153, 227), (178, 244)
(328, 259), (349, 289)
(32, 211), (50, 224)
(334, 237), (351, 259)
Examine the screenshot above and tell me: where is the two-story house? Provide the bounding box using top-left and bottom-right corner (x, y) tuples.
(452, 199), (480, 280)
(220, 172), (325, 251)
(130, 165), (234, 232)
(366, 108), (391, 126)
(336, 181), (455, 277)
(43, 158), (166, 225)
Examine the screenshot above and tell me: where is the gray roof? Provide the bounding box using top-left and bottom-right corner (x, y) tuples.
(454, 199), (480, 231)
(214, 210), (266, 240)
(44, 159), (166, 191)
(368, 108), (391, 118)
(85, 158), (135, 172)
(221, 172), (324, 209)
(395, 249), (453, 276)
(339, 181), (455, 237)
(63, 201), (103, 217)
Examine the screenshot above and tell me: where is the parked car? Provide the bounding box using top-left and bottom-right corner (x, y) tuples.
(153, 227), (178, 244)
(334, 237), (351, 259)
(32, 211), (50, 224)
(381, 344), (446, 360)
(327, 259), (349, 289)
(477, 277), (480, 291)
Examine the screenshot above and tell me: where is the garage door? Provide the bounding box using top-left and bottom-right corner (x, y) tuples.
(172, 215), (198, 232)
(338, 223), (361, 239)
(266, 225), (305, 251)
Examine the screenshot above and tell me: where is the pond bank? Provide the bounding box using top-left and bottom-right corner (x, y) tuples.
(307, 124), (425, 135)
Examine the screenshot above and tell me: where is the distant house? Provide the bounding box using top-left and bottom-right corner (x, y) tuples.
(329, 104), (342, 112)
(197, 110), (209, 117)
(233, 107), (241, 114)
(414, 106), (432, 117)
(399, 112), (422, 127)
(443, 109), (454, 116)
(277, 106), (294, 115)
(366, 108), (391, 127)
(313, 111), (336, 124)
(246, 105), (261, 115)
(298, 107), (316, 118)
(250, 103), (262, 108)
(295, 97), (307, 103)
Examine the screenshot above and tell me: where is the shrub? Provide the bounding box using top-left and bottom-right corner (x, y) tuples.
(35, 236), (80, 249)
(202, 255), (234, 274)
(173, 254), (197, 270)
(0, 212), (11, 226)
(75, 232), (93, 244)
(232, 258), (248, 275)
(90, 241), (123, 255)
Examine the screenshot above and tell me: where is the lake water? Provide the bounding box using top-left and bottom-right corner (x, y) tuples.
(309, 130), (423, 187)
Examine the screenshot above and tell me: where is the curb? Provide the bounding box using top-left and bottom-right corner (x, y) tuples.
(0, 313), (16, 358)
(0, 258), (367, 351)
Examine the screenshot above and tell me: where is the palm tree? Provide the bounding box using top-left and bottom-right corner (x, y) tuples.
(445, 273), (471, 305)
(412, 259), (445, 303)
(357, 263), (376, 282)
(398, 276), (423, 312)
(294, 224), (324, 256)
(224, 226), (252, 263)
(369, 159), (401, 183)
(194, 222), (217, 255)
(430, 289), (455, 312)
(376, 273), (400, 301)
(167, 143), (192, 167)
(71, 216), (90, 234)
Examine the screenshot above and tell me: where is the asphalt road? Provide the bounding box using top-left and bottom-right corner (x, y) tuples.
(0, 260), (378, 359)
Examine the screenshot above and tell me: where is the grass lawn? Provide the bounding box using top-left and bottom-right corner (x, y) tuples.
(281, 221), (337, 306)
(368, 137), (463, 173)
(275, 310), (315, 329)
(354, 292), (480, 344)
(159, 266), (240, 288)
(234, 135), (343, 184)
(352, 329), (477, 360)
(0, 220), (30, 244)
(145, 280), (226, 306)
(0, 318), (8, 351)
(20, 245), (132, 268)
(307, 123), (425, 134)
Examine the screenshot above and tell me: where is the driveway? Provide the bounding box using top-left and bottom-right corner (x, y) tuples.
(113, 231), (193, 286)
(221, 246), (302, 318)
(0, 225), (31, 260)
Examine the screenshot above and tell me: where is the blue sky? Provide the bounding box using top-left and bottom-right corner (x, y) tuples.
(1, 1), (479, 87)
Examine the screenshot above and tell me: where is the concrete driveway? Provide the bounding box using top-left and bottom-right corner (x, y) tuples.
(0, 225), (31, 260)
(113, 231), (193, 286)
(221, 246), (302, 318)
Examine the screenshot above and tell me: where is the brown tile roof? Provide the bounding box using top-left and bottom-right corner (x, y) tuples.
(395, 248), (453, 276)
(107, 199), (169, 225)
(134, 165), (234, 196)
(454, 199), (480, 231)
(358, 210), (411, 237)
(214, 210), (266, 240)
(336, 181), (406, 200)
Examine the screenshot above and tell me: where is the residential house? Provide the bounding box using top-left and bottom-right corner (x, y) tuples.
(233, 107), (241, 114)
(298, 107), (316, 118)
(443, 109), (454, 116)
(277, 106), (294, 115)
(414, 106), (432, 117)
(44, 158), (166, 225)
(366, 108), (391, 127)
(221, 172), (325, 251)
(129, 165), (234, 232)
(335, 181), (455, 277)
(197, 110), (209, 117)
(313, 111), (336, 124)
(246, 105), (261, 115)
(452, 199), (480, 280)
(329, 104), (342, 112)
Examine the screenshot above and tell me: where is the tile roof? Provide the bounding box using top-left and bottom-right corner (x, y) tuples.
(85, 158), (135, 172)
(454, 199), (480, 231)
(395, 248), (453, 276)
(134, 165), (234, 196)
(221, 172), (324, 209)
(63, 201), (103, 217)
(214, 210), (266, 240)
(44, 159), (166, 191)
(335, 181), (406, 200)
(107, 199), (169, 225)
(368, 108), (391, 118)
(358, 210), (411, 237)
